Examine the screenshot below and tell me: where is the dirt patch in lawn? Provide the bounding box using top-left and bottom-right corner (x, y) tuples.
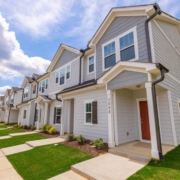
(38, 132), (60, 138)
(61, 140), (108, 157)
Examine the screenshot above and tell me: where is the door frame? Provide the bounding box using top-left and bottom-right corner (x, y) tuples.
(136, 98), (151, 143)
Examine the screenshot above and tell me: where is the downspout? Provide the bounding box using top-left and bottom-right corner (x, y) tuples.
(145, 3), (161, 63)
(56, 94), (62, 102)
(79, 47), (90, 85)
(153, 63), (169, 160)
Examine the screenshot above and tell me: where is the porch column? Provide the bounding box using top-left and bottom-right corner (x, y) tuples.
(44, 102), (49, 124)
(107, 90), (115, 148)
(67, 100), (71, 133)
(36, 104), (41, 130)
(60, 100), (64, 136)
(145, 82), (159, 159)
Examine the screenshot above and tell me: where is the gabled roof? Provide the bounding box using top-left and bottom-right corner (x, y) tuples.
(21, 76), (34, 88)
(32, 73), (42, 80)
(34, 95), (51, 103)
(47, 44), (81, 73)
(9, 87), (23, 95)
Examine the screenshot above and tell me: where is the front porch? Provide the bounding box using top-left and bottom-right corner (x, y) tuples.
(109, 141), (175, 163)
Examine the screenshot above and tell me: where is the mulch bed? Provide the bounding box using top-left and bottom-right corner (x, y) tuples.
(38, 132), (60, 138)
(61, 140), (108, 157)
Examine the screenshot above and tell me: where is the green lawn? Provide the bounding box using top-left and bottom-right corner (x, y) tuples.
(0, 134), (47, 148)
(0, 129), (25, 136)
(128, 145), (180, 180)
(7, 144), (92, 180)
(0, 124), (16, 128)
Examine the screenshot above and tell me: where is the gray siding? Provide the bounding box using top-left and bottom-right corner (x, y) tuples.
(83, 55), (95, 82)
(23, 82), (30, 102)
(52, 49), (79, 71)
(9, 109), (19, 123)
(14, 91), (23, 107)
(107, 71), (148, 90)
(73, 87), (108, 142)
(96, 16), (148, 79)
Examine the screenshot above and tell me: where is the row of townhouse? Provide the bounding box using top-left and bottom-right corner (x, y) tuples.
(0, 3), (180, 159)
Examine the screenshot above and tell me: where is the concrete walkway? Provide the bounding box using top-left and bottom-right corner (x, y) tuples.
(0, 136), (11, 140)
(26, 137), (65, 147)
(0, 150), (23, 180)
(71, 153), (146, 180)
(0, 127), (12, 130)
(9, 131), (37, 137)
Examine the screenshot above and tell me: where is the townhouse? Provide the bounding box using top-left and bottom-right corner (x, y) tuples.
(1, 3), (180, 160)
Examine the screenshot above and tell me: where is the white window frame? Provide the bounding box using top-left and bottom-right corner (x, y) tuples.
(45, 79), (48, 89)
(84, 99), (94, 125)
(102, 26), (139, 72)
(32, 85), (36, 94)
(39, 78), (48, 93)
(66, 65), (71, 80)
(87, 54), (95, 75)
(24, 86), (29, 98)
(54, 106), (62, 125)
(23, 109), (27, 119)
(59, 68), (65, 86)
(55, 71), (59, 84)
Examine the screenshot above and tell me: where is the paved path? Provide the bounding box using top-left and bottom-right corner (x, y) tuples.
(0, 150), (23, 180)
(72, 153), (146, 180)
(48, 170), (87, 180)
(9, 131), (37, 137)
(1, 144), (33, 156)
(0, 136), (11, 140)
(0, 127), (12, 130)
(26, 137), (65, 147)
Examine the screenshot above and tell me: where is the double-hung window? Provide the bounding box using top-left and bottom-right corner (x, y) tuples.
(85, 103), (92, 123)
(33, 85), (36, 94)
(55, 72), (59, 84)
(23, 109), (27, 119)
(88, 56), (94, 73)
(119, 32), (135, 61)
(104, 41), (116, 70)
(39, 82), (42, 91)
(54, 107), (61, 124)
(24, 86), (29, 98)
(60, 69), (65, 85)
(66, 65), (70, 80)
(42, 80), (45, 93)
(45, 79), (48, 89)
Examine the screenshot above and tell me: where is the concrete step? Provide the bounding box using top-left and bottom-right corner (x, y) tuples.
(108, 148), (151, 163)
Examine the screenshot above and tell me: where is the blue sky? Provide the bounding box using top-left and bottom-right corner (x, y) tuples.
(0, 0), (180, 95)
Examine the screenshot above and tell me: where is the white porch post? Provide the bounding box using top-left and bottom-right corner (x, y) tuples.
(60, 100), (64, 136)
(37, 104), (41, 130)
(67, 100), (71, 133)
(44, 102), (49, 124)
(107, 90), (115, 148)
(145, 82), (159, 159)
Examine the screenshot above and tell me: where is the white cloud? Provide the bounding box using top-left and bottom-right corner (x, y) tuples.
(0, 0), (75, 38)
(0, 86), (11, 96)
(0, 13), (50, 80)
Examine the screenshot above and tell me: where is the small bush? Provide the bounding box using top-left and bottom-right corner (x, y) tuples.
(18, 124), (23, 129)
(0, 120), (4, 123)
(30, 125), (36, 130)
(46, 125), (52, 131)
(67, 134), (75, 141)
(13, 124), (19, 128)
(91, 138), (104, 150)
(48, 127), (56, 134)
(76, 135), (86, 145)
(23, 125), (28, 129)
(41, 124), (47, 132)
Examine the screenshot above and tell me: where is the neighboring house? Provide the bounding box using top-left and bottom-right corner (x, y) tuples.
(0, 96), (5, 120)
(3, 3), (180, 160)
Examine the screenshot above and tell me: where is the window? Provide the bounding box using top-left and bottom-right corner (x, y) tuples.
(54, 107), (61, 124)
(45, 79), (48, 89)
(119, 32), (135, 61)
(23, 109), (27, 119)
(104, 41), (116, 70)
(24, 86), (29, 98)
(39, 82), (42, 91)
(88, 56), (94, 73)
(42, 80), (45, 93)
(85, 103), (92, 123)
(66, 65), (70, 79)
(60, 69), (65, 85)
(33, 85), (36, 94)
(55, 72), (59, 84)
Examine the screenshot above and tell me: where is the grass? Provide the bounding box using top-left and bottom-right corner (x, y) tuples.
(7, 144), (93, 180)
(128, 145), (180, 180)
(0, 134), (47, 148)
(0, 124), (16, 128)
(0, 129), (25, 136)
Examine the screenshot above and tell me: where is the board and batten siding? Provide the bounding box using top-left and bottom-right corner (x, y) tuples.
(152, 20), (180, 144)
(96, 16), (148, 79)
(107, 71), (148, 90)
(72, 87), (108, 142)
(83, 55), (95, 82)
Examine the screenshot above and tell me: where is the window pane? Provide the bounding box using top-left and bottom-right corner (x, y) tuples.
(60, 77), (65, 85)
(104, 42), (115, 57)
(86, 103), (91, 112)
(89, 56), (94, 65)
(56, 108), (61, 115)
(56, 77), (58, 84)
(120, 32), (134, 50)
(66, 65), (70, 73)
(60, 69), (65, 77)
(120, 45), (135, 61)
(89, 64), (94, 73)
(56, 116), (61, 124)
(86, 113), (91, 123)
(66, 72), (70, 79)
(105, 54), (116, 69)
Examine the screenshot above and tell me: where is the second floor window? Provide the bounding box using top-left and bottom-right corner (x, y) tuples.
(10, 93), (14, 103)
(60, 69), (65, 85)
(66, 65), (70, 79)
(42, 80), (45, 93)
(88, 56), (94, 73)
(55, 72), (59, 84)
(46, 79), (48, 89)
(104, 41), (116, 70)
(33, 85), (36, 94)
(39, 82), (42, 91)
(24, 86), (29, 98)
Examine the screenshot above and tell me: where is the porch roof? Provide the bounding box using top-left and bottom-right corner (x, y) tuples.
(34, 95), (51, 104)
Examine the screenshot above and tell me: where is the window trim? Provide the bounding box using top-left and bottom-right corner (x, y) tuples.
(66, 65), (71, 81)
(24, 86), (29, 99)
(39, 78), (48, 93)
(55, 71), (59, 84)
(87, 54), (95, 75)
(32, 85), (36, 94)
(23, 109), (27, 119)
(102, 26), (139, 72)
(54, 106), (62, 125)
(84, 99), (94, 125)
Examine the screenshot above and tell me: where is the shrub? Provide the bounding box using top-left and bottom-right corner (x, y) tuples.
(76, 135), (86, 145)
(48, 127), (56, 134)
(67, 134), (75, 142)
(18, 124), (23, 129)
(13, 124), (19, 128)
(0, 120), (4, 123)
(91, 138), (104, 150)
(30, 125), (36, 130)
(46, 125), (52, 131)
(23, 125), (28, 129)
(41, 124), (47, 132)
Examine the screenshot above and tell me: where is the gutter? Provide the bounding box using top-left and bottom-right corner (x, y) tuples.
(79, 47), (90, 85)
(153, 63), (169, 160)
(56, 94), (62, 102)
(145, 3), (161, 63)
